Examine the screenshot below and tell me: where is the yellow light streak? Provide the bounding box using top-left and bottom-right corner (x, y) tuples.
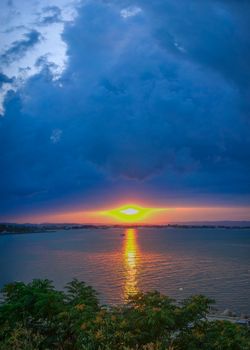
(123, 228), (139, 299)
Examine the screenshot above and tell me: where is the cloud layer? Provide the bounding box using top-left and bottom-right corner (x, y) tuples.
(0, 0), (250, 219)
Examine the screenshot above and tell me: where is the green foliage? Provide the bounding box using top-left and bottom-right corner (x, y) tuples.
(0, 280), (249, 350)
(176, 320), (250, 350)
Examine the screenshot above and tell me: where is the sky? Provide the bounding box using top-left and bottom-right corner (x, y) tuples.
(0, 0), (250, 223)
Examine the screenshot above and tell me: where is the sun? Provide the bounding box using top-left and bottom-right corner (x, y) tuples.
(120, 208), (139, 215)
(94, 203), (169, 223)
(102, 204), (153, 222)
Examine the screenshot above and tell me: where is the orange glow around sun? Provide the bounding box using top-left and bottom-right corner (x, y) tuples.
(9, 205), (250, 224)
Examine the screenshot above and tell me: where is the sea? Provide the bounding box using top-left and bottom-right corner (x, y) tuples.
(1, 227), (250, 314)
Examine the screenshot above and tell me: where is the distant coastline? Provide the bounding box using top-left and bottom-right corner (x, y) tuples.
(1, 221), (250, 235)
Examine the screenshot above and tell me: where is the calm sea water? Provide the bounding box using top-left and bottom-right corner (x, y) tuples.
(1, 228), (250, 313)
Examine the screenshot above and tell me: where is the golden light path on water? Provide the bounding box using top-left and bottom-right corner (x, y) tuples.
(123, 228), (139, 300)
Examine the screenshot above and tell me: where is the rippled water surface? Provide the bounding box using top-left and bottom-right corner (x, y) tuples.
(1, 228), (250, 313)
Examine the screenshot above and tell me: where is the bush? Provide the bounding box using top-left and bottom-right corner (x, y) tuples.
(0, 279), (249, 349)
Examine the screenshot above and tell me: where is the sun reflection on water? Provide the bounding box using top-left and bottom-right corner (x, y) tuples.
(123, 228), (139, 300)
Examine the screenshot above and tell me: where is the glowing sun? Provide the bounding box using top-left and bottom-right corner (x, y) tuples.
(102, 204), (157, 222)
(120, 208), (139, 215)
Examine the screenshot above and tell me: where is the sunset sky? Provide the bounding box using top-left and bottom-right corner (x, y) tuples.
(1, 0), (250, 223)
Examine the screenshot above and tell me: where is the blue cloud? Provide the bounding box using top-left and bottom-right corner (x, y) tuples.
(0, 73), (13, 87)
(38, 6), (62, 25)
(0, 0), (250, 218)
(0, 30), (41, 65)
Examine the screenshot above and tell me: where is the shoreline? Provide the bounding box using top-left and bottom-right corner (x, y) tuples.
(1, 223), (250, 235)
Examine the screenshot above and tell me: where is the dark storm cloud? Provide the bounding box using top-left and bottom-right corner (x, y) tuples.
(141, 0), (250, 111)
(0, 0), (250, 217)
(0, 30), (41, 65)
